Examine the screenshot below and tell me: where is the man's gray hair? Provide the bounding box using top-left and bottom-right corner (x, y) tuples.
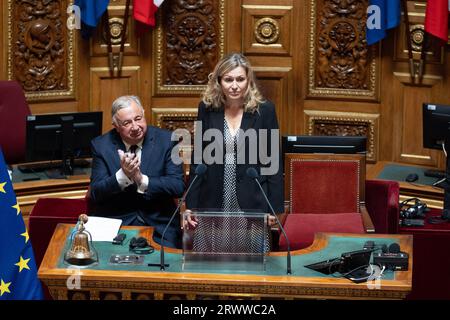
(111, 95), (144, 124)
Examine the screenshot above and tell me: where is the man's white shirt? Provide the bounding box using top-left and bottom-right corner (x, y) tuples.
(115, 141), (149, 194)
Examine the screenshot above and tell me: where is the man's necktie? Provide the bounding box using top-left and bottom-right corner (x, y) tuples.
(129, 145), (138, 155)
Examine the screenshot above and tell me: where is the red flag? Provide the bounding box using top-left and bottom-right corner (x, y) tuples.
(133, 0), (164, 27)
(424, 0), (450, 42)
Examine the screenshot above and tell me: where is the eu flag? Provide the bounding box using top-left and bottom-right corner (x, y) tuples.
(366, 0), (401, 45)
(0, 149), (43, 300)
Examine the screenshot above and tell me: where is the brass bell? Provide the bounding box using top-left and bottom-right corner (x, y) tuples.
(64, 214), (98, 266)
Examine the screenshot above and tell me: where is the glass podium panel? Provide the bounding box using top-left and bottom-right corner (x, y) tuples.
(182, 210), (268, 272)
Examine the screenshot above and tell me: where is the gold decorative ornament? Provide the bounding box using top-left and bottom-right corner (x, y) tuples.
(409, 25), (425, 52)
(254, 17), (280, 44)
(103, 17), (126, 45)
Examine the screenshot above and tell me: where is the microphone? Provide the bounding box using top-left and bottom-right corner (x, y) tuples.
(246, 167), (292, 275)
(148, 163), (207, 270)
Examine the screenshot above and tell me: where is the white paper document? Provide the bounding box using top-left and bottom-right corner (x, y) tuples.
(83, 216), (122, 241)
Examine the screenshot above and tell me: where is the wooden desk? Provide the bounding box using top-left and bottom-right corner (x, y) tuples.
(38, 224), (412, 300)
(398, 208), (450, 299)
(367, 161), (444, 209)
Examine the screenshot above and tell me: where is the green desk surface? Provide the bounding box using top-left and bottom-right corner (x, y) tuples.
(376, 163), (440, 186)
(58, 228), (396, 280)
(11, 166), (91, 183)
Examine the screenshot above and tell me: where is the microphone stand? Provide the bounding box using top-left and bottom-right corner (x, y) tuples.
(252, 177), (292, 275)
(148, 169), (202, 271)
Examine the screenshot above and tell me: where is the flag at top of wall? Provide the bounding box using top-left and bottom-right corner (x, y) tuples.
(366, 0), (401, 45)
(424, 0), (450, 42)
(74, 0), (110, 27)
(133, 0), (165, 27)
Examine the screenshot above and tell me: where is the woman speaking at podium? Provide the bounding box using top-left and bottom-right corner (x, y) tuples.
(184, 53), (283, 252)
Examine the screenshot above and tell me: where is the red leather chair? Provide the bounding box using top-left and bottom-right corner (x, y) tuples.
(279, 153), (375, 251)
(28, 197), (87, 268)
(0, 81), (31, 164)
(365, 179), (400, 234)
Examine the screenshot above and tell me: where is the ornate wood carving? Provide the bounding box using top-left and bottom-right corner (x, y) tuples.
(100, 292), (121, 300)
(155, 0), (225, 94)
(304, 110), (379, 162)
(132, 293), (154, 300)
(8, 0), (75, 101)
(68, 291), (90, 300)
(151, 108), (197, 134)
(242, 4), (293, 56)
(48, 280), (408, 300)
(308, 0), (378, 100)
(151, 108), (198, 176)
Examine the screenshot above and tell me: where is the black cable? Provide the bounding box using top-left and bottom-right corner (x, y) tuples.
(327, 257), (343, 275)
(339, 264), (371, 278)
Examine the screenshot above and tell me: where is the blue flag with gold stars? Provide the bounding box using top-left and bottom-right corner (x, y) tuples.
(0, 149), (43, 300)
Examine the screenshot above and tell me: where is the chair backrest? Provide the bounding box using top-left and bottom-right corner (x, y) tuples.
(28, 197), (87, 268)
(285, 153), (366, 214)
(0, 81), (31, 164)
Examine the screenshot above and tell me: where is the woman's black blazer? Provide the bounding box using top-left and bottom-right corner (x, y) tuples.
(186, 100), (284, 213)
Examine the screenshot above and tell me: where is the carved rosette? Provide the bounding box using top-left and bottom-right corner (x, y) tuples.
(8, 0), (75, 101)
(305, 110), (380, 162)
(254, 17), (280, 44)
(156, 0), (225, 94)
(308, 0), (378, 99)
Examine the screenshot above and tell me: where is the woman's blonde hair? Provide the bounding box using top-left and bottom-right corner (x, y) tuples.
(202, 53), (264, 113)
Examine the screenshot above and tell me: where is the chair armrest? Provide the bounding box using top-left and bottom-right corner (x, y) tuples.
(277, 213), (288, 226)
(365, 179), (400, 234)
(360, 203), (375, 233)
(270, 200), (290, 232)
(284, 200), (290, 214)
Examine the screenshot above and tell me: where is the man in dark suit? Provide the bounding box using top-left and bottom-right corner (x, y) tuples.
(89, 95), (185, 248)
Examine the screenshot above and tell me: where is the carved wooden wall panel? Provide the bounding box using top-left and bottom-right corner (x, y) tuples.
(242, 4), (293, 56)
(92, 4), (140, 57)
(151, 108), (198, 176)
(308, 0), (378, 100)
(304, 110), (379, 162)
(154, 0), (225, 95)
(90, 66), (141, 133)
(151, 108), (197, 134)
(389, 1), (449, 167)
(254, 67), (293, 136)
(7, 0), (75, 101)
(397, 85), (435, 165)
(393, 1), (444, 86)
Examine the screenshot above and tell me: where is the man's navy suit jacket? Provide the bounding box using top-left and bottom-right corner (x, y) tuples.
(89, 127), (185, 248)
